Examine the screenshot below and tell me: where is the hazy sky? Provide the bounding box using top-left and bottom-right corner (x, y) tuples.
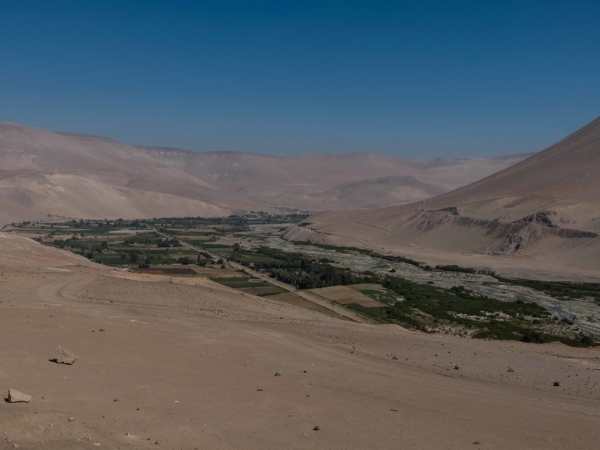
(1, 1), (599, 157)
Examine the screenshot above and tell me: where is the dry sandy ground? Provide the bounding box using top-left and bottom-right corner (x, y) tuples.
(1, 234), (600, 449)
(285, 221), (600, 282)
(286, 116), (600, 279)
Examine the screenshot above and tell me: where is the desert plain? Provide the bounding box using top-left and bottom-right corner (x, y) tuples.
(1, 232), (599, 450)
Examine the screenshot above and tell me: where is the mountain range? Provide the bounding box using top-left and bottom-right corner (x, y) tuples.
(285, 116), (600, 279)
(0, 121), (529, 224)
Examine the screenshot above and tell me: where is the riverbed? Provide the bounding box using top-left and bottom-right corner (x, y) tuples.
(236, 223), (600, 335)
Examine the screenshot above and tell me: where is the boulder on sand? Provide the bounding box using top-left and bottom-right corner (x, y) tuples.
(55, 346), (77, 365)
(7, 389), (32, 403)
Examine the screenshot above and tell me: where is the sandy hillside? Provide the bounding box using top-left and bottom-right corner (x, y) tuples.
(0, 122), (268, 224)
(285, 116), (600, 279)
(138, 146), (530, 211)
(0, 121), (529, 224)
(1, 233), (599, 449)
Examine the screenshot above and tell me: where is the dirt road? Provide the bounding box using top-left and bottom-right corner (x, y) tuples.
(153, 229), (366, 322)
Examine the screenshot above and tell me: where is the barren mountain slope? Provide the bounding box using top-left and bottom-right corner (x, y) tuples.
(303, 175), (447, 210)
(418, 115), (600, 230)
(0, 120), (529, 225)
(285, 116), (600, 279)
(137, 145), (530, 210)
(0, 122), (267, 223)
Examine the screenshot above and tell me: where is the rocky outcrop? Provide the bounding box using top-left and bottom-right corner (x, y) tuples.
(297, 221), (314, 228)
(286, 207), (599, 259)
(436, 206), (459, 215)
(414, 209), (598, 253)
(500, 234), (525, 253)
(513, 211), (557, 228)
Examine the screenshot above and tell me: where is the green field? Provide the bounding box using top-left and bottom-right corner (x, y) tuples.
(92, 254), (129, 264)
(197, 243), (232, 249)
(210, 277), (271, 289)
(49, 228), (118, 236)
(237, 255), (281, 263)
(347, 304), (389, 319)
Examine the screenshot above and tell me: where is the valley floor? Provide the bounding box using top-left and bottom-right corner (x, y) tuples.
(1, 233), (599, 449)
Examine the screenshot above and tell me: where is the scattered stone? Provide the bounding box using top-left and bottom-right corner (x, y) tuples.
(99, 329), (105, 332)
(68, 417), (75, 422)
(257, 389), (263, 392)
(554, 381), (560, 386)
(454, 365), (460, 370)
(114, 398), (119, 402)
(507, 368), (515, 373)
(473, 441), (481, 445)
(392, 356), (398, 360)
(13, 444), (19, 448)
(313, 426), (320, 431)
(7, 389), (32, 403)
(55, 346), (77, 365)
(274, 371), (284, 377)
(303, 370), (308, 373)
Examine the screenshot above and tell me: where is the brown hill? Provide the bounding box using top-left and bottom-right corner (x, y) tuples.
(0, 120), (529, 224)
(304, 175), (447, 210)
(285, 116), (600, 280)
(0, 122), (266, 224)
(419, 115), (600, 230)
(136, 146), (529, 210)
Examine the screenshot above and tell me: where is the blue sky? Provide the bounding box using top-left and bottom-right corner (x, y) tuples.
(1, 1), (598, 157)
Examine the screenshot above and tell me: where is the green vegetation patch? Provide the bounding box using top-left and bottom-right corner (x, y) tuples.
(495, 277), (600, 303)
(382, 277), (595, 347)
(358, 289), (399, 305)
(198, 243), (232, 249)
(347, 303), (389, 320)
(210, 277), (270, 289)
(230, 246), (380, 289)
(239, 286), (286, 297)
(237, 254), (281, 263)
(292, 242), (424, 267)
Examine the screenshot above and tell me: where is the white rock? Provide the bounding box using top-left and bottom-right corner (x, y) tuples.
(8, 389), (32, 403)
(56, 346), (77, 365)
